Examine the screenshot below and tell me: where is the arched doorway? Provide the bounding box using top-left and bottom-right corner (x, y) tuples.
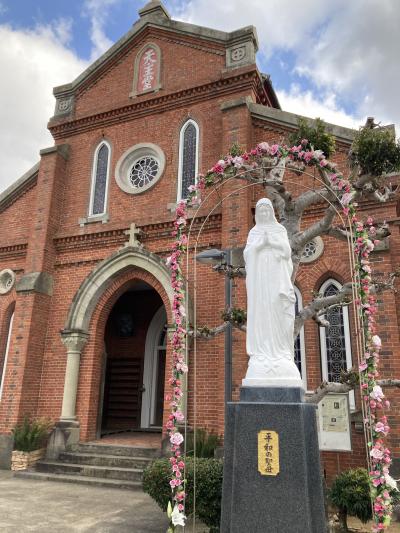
(100, 281), (167, 434)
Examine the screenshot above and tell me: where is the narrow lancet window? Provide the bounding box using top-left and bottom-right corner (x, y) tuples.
(294, 287), (306, 387)
(178, 120), (199, 201)
(89, 142), (110, 216)
(319, 279), (353, 382)
(0, 312), (14, 399)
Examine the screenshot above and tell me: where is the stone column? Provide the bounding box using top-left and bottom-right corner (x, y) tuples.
(46, 330), (89, 460)
(60, 330), (89, 421)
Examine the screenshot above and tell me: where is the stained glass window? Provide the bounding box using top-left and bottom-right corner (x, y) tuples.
(91, 143), (109, 215)
(321, 282), (349, 382)
(0, 312), (14, 399)
(179, 121), (198, 200)
(294, 291), (302, 376)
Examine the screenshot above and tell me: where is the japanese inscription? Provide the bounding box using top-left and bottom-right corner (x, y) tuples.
(137, 46), (158, 93)
(258, 430), (279, 476)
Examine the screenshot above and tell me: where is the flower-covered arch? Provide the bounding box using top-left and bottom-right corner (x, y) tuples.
(165, 141), (394, 532)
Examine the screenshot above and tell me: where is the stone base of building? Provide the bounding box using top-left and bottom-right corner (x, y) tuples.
(221, 387), (326, 533)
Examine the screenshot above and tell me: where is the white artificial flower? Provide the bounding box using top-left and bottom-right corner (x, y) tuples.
(372, 335), (382, 348)
(385, 474), (399, 491)
(171, 505), (186, 527)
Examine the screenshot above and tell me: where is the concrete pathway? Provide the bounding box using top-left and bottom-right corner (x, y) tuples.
(0, 470), (169, 532)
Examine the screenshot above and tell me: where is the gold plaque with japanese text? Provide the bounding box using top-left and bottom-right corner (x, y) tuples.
(258, 430), (279, 476)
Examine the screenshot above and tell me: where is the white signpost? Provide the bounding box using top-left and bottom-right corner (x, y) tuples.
(317, 393), (352, 452)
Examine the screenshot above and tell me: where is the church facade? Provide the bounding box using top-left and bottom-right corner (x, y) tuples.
(0, 1), (399, 481)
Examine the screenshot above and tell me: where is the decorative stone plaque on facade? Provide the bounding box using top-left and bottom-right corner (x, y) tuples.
(0, 269), (16, 295)
(226, 41), (256, 69)
(131, 43), (161, 97)
(258, 430), (279, 476)
(54, 96), (74, 117)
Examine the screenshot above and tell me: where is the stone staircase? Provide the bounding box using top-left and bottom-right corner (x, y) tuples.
(14, 442), (160, 490)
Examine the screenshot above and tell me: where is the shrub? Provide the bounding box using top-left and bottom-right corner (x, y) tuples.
(288, 117), (336, 158)
(185, 428), (220, 458)
(350, 126), (400, 176)
(329, 467), (372, 531)
(12, 417), (53, 452)
(143, 457), (223, 532)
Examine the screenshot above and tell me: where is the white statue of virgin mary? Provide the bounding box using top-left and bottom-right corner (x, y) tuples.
(242, 198), (303, 388)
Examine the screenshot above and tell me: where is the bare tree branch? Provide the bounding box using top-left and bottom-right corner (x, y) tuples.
(294, 283), (353, 337)
(326, 222), (391, 242)
(292, 204), (337, 253)
(306, 379), (400, 404)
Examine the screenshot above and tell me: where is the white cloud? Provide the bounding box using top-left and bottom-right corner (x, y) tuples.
(83, 0), (120, 61)
(171, 0), (344, 56)
(293, 0), (400, 131)
(0, 21), (88, 193)
(173, 0), (400, 132)
(277, 85), (363, 131)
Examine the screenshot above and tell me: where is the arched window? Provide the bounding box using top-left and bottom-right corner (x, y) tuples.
(89, 141), (111, 217)
(294, 286), (307, 388)
(319, 279), (354, 408)
(177, 119), (199, 201)
(0, 312), (14, 400)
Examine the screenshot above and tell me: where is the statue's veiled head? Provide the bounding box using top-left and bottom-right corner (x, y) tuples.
(255, 198), (277, 227)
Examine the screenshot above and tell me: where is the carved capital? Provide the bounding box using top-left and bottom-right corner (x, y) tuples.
(61, 330), (89, 353)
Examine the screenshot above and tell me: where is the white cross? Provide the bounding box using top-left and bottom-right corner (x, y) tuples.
(124, 223), (143, 248)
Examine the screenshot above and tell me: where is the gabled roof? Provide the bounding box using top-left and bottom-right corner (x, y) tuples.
(0, 162), (39, 214)
(53, 0), (259, 98)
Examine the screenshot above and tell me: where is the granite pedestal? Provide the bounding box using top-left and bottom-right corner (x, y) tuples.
(221, 387), (326, 533)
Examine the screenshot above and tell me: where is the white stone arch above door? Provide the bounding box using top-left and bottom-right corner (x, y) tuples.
(59, 246), (173, 424)
(64, 246), (173, 334)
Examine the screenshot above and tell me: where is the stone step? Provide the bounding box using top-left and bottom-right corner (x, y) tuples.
(36, 461), (144, 482)
(59, 452), (153, 469)
(14, 470), (142, 490)
(77, 443), (161, 458)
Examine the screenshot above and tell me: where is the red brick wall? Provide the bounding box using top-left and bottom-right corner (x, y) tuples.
(0, 21), (399, 485)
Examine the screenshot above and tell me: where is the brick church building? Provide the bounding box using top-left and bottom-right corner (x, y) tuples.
(0, 0), (399, 482)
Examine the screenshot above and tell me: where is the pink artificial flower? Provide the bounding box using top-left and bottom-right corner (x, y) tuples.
(269, 144), (280, 156)
(174, 410), (185, 422)
(370, 447), (385, 460)
(257, 142), (270, 153)
(170, 432), (184, 446)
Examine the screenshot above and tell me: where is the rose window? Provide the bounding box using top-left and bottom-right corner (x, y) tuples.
(0, 269), (16, 295)
(115, 143), (165, 195)
(300, 236), (324, 264)
(129, 156), (159, 189)
(302, 240), (317, 259)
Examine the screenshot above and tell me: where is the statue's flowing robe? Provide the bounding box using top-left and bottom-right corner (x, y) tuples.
(244, 224), (296, 373)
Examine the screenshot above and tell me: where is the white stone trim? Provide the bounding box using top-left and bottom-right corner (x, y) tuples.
(294, 286), (307, 390)
(319, 278), (354, 409)
(88, 140), (111, 217)
(0, 313), (13, 400)
(65, 247), (173, 333)
(177, 119), (199, 202)
(115, 143), (165, 195)
(141, 305), (167, 428)
(130, 42), (162, 98)
(0, 269), (16, 295)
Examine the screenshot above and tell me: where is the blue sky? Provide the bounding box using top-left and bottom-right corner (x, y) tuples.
(0, 0), (399, 193)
